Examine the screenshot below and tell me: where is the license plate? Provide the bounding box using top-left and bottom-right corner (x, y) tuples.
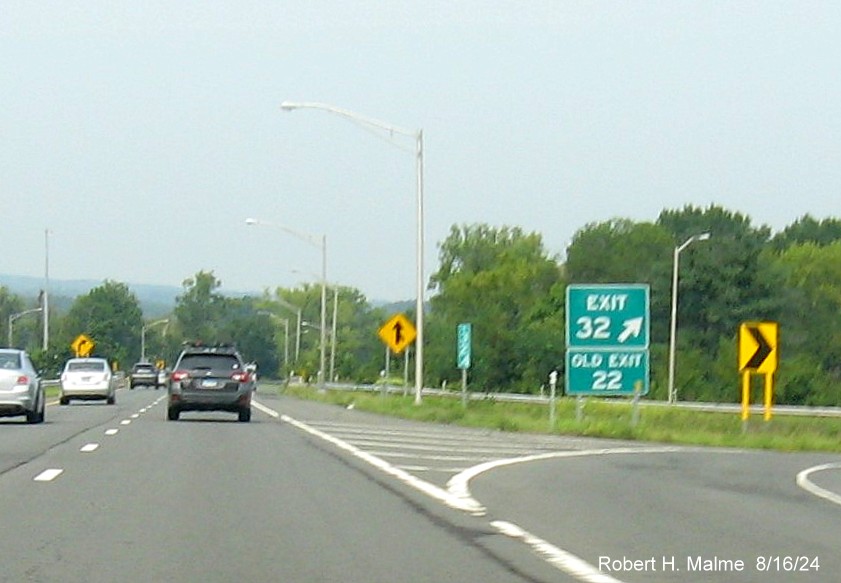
(201, 379), (220, 388)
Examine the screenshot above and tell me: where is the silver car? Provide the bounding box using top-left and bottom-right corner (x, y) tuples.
(0, 349), (45, 424)
(60, 357), (117, 405)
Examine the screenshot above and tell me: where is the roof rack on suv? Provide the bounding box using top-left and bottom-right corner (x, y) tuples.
(181, 341), (238, 353)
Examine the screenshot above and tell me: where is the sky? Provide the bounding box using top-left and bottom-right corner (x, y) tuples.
(2, 1), (840, 302)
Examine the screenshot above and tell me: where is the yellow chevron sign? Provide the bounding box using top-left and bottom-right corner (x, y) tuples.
(738, 322), (778, 374)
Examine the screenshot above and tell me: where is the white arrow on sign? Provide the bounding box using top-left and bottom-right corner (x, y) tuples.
(617, 317), (643, 343)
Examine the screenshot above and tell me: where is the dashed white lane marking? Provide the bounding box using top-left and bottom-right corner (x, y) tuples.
(120, 419), (131, 425)
(80, 443), (99, 452)
(105, 429), (119, 436)
(34, 469), (63, 482)
(797, 462), (841, 506)
(491, 521), (624, 583)
(131, 413), (140, 419)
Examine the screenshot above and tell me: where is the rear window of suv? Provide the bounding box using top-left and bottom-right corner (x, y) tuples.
(177, 354), (241, 371)
(67, 361), (107, 372)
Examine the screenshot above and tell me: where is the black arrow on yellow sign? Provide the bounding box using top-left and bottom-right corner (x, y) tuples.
(378, 313), (417, 354)
(744, 325), (772, 369)
(392, 321), (404, 346)
(738, 322), (778, 374)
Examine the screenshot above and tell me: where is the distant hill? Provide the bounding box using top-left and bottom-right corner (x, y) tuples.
(0, 274), (181, 318)
(0, 273), (413, 317)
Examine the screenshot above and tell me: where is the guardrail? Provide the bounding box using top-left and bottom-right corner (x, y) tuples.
(274, 380), (841, 418)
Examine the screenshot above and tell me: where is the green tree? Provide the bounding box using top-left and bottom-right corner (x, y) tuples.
(174, 271), (226, 342)
(770, 214), (841, 250)
(565, 219), (673, 343)
(769, 242), (841, 377)
(219, 297), (278, 375)
(263, 285), (385, 383)
(60, 281), (143, 366)
(657, 204), (777, 352)
(0, 286), (27, 348)
(428, 224), (562, 392)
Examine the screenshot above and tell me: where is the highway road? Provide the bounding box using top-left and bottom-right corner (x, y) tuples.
(1, 387), (840, 582)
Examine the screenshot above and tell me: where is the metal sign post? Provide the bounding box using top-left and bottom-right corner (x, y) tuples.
(548, 370), (558, 429)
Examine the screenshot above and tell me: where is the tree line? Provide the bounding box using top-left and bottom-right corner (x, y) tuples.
(3, 204), (841, 405)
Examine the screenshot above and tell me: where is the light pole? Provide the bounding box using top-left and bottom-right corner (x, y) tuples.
(273, 296), (302, 363)
(141, 318), (169, 362)
(43, 229), (50, 351)
(330, 287), (338, 382)
(8, 307), (43, 347)
(293, 270), (339, 383)
(280, 101), (425, 405)
(259, 311), (290, 377)
(246, 218), (328, 391)
(667, 232), (711, 404)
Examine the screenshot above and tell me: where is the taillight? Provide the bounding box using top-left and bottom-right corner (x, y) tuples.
(171, 370), (190, 382)
(16, 375), (29, 385)
(231, 371), (249, 383)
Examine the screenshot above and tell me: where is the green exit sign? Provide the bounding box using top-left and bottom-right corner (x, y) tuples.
(565, 349), (649, 396)
(566, 284), (650, 349)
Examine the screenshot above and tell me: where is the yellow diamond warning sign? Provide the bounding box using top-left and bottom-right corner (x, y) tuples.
(378, 313), (416, 354)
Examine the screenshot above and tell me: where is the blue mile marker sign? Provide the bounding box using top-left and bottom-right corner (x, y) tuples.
(457, 323), (472, 369)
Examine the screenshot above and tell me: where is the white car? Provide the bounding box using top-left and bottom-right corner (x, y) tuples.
(60, 357), (117, 405)
(0, 349), (45, 424)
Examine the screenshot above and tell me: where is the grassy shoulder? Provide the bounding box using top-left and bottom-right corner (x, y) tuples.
(276, 384), (841, 453)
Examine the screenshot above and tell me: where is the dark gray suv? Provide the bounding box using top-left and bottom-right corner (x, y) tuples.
(167, 343), (254, 422)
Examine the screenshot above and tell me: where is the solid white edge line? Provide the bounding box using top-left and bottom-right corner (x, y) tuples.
(34, 469), (63, 482)
(252, 400), (279, 418)
(277, 411), (486, 515)
(252, 399), (680, 581)
(491, 520), (625, 583)
(796, 462), (841, 506)
(446, 446), (682, 508)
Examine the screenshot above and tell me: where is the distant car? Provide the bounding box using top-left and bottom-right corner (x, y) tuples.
(60, 358), (117, 405)
(0, 349), (45, 424)
(156, 368), (169, 389)
(167, 343), (254, 422)
(130, 362), (160, 389)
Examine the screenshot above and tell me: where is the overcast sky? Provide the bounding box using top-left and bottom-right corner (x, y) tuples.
(2, 2), (839, 302)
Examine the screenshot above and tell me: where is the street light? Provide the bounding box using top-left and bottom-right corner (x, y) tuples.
(246, 217), (328, 391)
(43, 228), (50, 351)
(280, 101), (425, 405)
(667, 232), (711, 404)
(293, 270), (339, 383)
(8, 307), (43, 347)
(273, 297), (302, 363)
(258, 311), (290, 377)
(141, 318), (169, 362)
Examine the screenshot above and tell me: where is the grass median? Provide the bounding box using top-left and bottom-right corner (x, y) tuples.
(275, 384), (841, 453)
